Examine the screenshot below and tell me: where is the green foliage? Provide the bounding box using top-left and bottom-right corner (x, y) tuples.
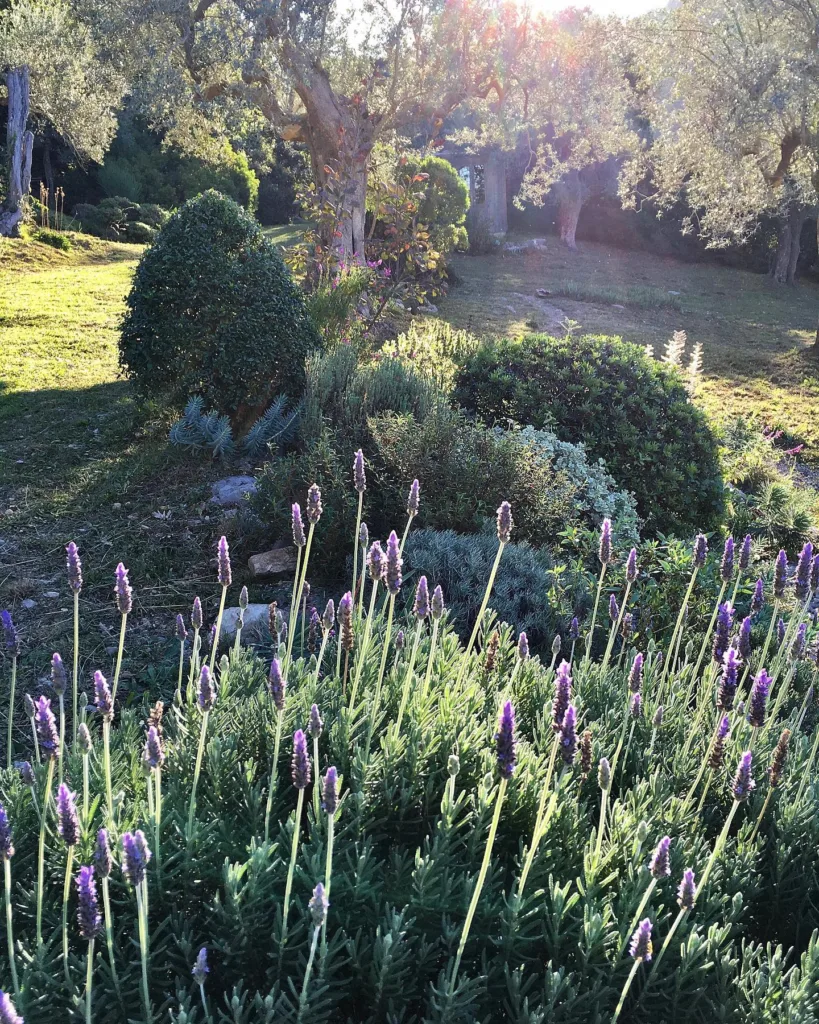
(378, 319), (480, 390)
(32, 228), (71, 251)
(454, 333), (725, 536)
(305, 268), (371, 346)
(120, 191), (321, 416)
(400, 155), (470, 254)
(170, 395), (301, 461)
(73, 196), (170, 242)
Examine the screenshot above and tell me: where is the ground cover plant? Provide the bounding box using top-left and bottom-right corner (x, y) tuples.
(1, 465), (819, 1022)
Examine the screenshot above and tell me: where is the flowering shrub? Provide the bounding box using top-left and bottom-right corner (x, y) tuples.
(2, 477), (819, 1022)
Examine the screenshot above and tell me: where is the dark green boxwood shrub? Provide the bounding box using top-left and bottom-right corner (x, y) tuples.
(454, 333), (725, 535)
(120, 190), (321, 416)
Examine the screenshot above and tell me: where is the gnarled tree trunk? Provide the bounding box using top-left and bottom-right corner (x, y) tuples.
(770, 202), (808, 285)
(554, 169), (583, 249)
(0, 67), (34, 237)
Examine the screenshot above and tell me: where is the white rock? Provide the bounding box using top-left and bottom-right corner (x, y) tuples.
(21, 598), (36, 610)
(43, 591), (60, 599)
(211, 476), (257, 506)
(221, 603), (272, 639)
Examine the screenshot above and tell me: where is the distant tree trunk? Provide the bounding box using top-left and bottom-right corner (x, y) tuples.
(42, 134), (55, 197)
(770, 203), (807, 285)
(0, 67), (35, 237)
(554, 169), (583, 249)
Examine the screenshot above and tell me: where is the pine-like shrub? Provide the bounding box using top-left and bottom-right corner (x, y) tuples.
(120, 190), (320, 415)
(454, 333), (725, 536)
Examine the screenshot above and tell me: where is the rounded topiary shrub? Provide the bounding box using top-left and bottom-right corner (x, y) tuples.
(120, 190), (320, 416)
(454, 333), (724, 535)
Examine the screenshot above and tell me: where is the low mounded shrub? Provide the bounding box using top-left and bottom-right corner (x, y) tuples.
(73, 197), (170, 242)
(454, 333), (725, 536)
(120, 190), (321, 416)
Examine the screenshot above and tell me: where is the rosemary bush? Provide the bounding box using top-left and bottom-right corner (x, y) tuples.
(1, 484), (819, 1024)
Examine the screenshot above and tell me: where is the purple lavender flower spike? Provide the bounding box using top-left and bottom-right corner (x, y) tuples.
(431, 585), (445, 621)
(739, 534), (752, 572)
(94, 671), (113, 721)
(552, 660), (572, 730)
(191, 596), (203, 631)
(75, 865), (101, 939)
(35, 696), (60, 759)
(414, 576), (430, 620)
(385, 531), (402, 595)
(322, 599), (335, 632)
(747, 670), (771, 728)
(18, 761), (35, 787)
(732, 750), (755, 801)
(0, 992), (24, 1024)
(812, 553), (819, 594)
(50, 652), (67, 696)
(192, 947), (209, 986)
(621, 612), (633, 641)
(626, 548), (638, 584)
(145, 726), (164, 769)
(291, 729), (311, 789)
(1, 612), (19, 658)
(196, 664), (216, 713)
(217, 536), (232, 587)
(306, 483), (323, 525)
(609, 594), (619, 623)
(720, 537), (735, 582)
(791, 622), (808, 661)
(737, 616), (752, 662)
(678, 869), (696, 910)
(777, 618), (786, 647)
(407, 479), (420, 517)
(497, 501), (513, 544)
(308, 704), (323, 741)
(751, 578), (764, 615)
(322, 766), (339, 814)
(628, 653), (644, 694)
(56, 783), (80, 846)
(712, 602), (734, 664)
(652, 705), (664, 728)
(717, 648), (741, 711)
(175, 614), (188, 642)
(558, 703), (577, 764)
(309, 882), (329, 928)
(0, 804), (14, 860)
(115, 563), (132, 615)
(94, 829), (113, 878)
(693, 533), (708, 568)
(292, 504), (306, 548)
(630, 692), (642, 719)
(649, 836), (671, 878)
(569, 616), (580, 641)
(708, 713), (731, 770)
(353, 449), (366, 493)
(495, 700), (517, 779)
(66, 541), (83, 594)
(774, 550), (788, 600)
(795, 542), (814, 602)
(598, 518), (612, 565)
(517, 632), (530, 662)
(121, 830), (151, 886)
(338, 594), (354, 652)
(207, 622), (217, 653)
(359, 522), (369, 551)
(367, 541), (386, 581)
(629, 918), (653, 961)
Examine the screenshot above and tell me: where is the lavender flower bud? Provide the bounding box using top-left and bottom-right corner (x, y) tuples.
(749, 579), (763, 616)
(569, 616), (580, 641)
(308, 704), (323, 741)
(77, 723), (92, 755)
(448, 754), (460, 777)
(629, 918), (653, 961)
(66, 541), (83, 594)
(359, 522), (369, 551)
(628, 653), (644, 694)
(791, 622), (807, 661)
(609, 594), (619, 623)
(693, 534), (708, 568)
(795, 542), (814, 602)
(708, 714), (731, 770)
(552, 634), (562, 656)
(598, 518), (612, 565)
(580, 729), (593, 778)
(395, 628), (405, 651)
(292, 504), (306, 547)
(484, 630), (499, 675)
(309, 881), (329, 928)
(677, 868), (696, 910)
(517, 632), (529, 662)
(649, 836), (671, 878)
(144, 726), (164, 769)
(322, 599), (335, 633)
(175, 614), (188, 642)
(75, 865), (101, 940)
(353, 449), (366, 493)
(414, 576), (430, 620)
(291, 729), (311, 789)
(307, 606), (320, 653)
(552, 660), (572, 730)
(407, 479), (420, 517)
(495, 700), (517, 779)
(630, 692), (642, 719)
(652, 705), (664, 728)
(0, 804), (14, 860)
(737, 616), (752, 662)
(718, 647), (741, 712)
(732, 750), (755, 801)
(239, 586), (248, 612)
(115, 563), (132, 615)
(196, 665), (216, 713)
(720, 537), (735, 582)
(322, 766), (339, 814)
(266, 658), (285, 711)
(1, 612), (19, 658)
(339, 593), (354, 653)
(774, 550), (788, 600)
(306, 483), (323, 525)
(18, 761), (35, 787)
(598, 756), (611, 792)
(50, 652), (67, 696)
(216, 536), (232, 587)
(655, 650), (664, 673)
(768, 729), (791, 788)
(747, 669), (771, 728)
(24, 694), (34, 721)
(558, 704), (577, 764)
(431, 585), (445, 621)
(712, 602), (734, 664)
(367, 541), (386, 581)
(739, 534), (752, 572)
(94, 671), (113, 721)
(94, 829), (112, 878)
(496, 501), (513, 544)
(121, 830), (151, 886)
(192, 947), (209, 987)
(192, 596), (203, 631)
(385, 531), (402, 595)
(626, 548), (638, 584)
(0, 992), (24, 1024)
(621, 612), (633, 641)
(35, 696), (60, 759)
(56, 783), (80, 846)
